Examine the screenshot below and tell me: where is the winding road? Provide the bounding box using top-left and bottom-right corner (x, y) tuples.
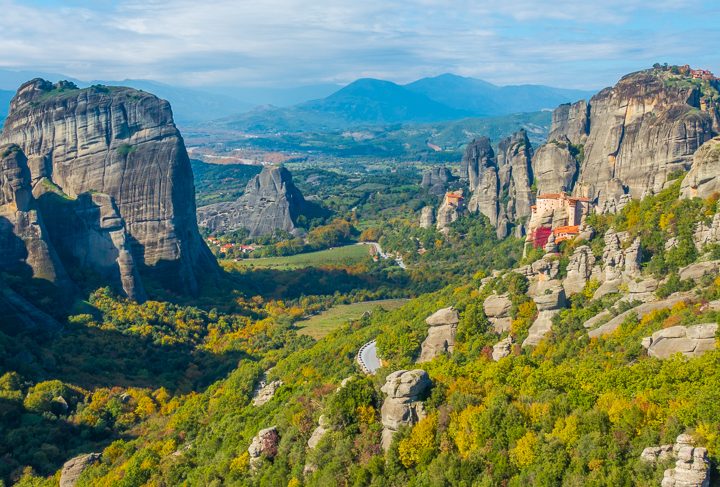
(357, 340), (381, 374)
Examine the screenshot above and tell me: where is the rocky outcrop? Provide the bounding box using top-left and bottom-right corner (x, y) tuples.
(463, 131), (534, 238)
(641, 323), (717, 359)
(436, 190), (463, 232)
(197, 165), (308, 237)
(418, 307), (459, 362)
(60, 452), (101, 487)
(248, 426), (280, 469)
(678, 260), (720, 282)
(563, 245), (595, 295)
(662, 434), (711, 487)
(523, 280), (566, 348)
(307, 415), (331, 449)
(492, 336), (513, 361)
(692, 212), (720, 251)
(680, 136), (720, 200)
(380, 370), (431, 450)
(419, 206), (434, 229)
(483, 293), (513, 333)
(587, 292), (694, 338)
(593, 229), (642, 299)
(252, 377), (283, 407)
(421, 166), (454, 195)
(641, 444), (674, 463)
(0, 79), (216, 295)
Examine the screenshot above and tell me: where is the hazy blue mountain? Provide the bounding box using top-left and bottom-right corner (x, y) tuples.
(218, 74), (595, 132)
(405, 73), (595, 115)
(0, 90), (14, 128)
(0, 68), (84, 91)
(214, 83), (341, 107)
(221, 78), (472, 131)
(94, 79), (254, 123)
(298, 78), (470, 124)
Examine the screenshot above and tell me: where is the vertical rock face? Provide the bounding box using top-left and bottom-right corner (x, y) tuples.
(419, 206), (434, 229)
(0, 79), (216, 295)
(572, 71), (717, 207)
(196, 165), (307, 237)
(531, 137), (578, 194)
(421, 166), (454, 195)
(549, 100), (589, 144)
(680, 136), (720, 200)
(0, 144), (69, 286)
(380, 370), (431, 450)
(463, 131), (534, 237)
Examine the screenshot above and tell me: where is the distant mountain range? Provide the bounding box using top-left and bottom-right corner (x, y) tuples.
(0, 68), (595, 129)
(219, 74), (595, 132)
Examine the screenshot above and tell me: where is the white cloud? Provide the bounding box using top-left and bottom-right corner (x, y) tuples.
(0, 0), (716, 89)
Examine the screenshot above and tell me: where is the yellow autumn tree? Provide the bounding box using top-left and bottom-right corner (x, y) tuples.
(510, 431), (538, 467)
(398, 413), (437, 468)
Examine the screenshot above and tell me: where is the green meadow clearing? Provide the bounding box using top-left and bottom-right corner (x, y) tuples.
(222, 244), (371, 270)
(295, 298), (408, 339)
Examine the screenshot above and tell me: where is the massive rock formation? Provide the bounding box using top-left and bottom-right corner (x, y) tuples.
(556, 70), (718, 208)
(462, 67), (719, 238)
(418, 307), (459, 362)
(463, 131), (533, 237)
(680, 136), (720, 200)
(421, 166), (454, 195)
(436, 190), (464, 232)
(197, 165), (308, 237)
(380, 369), (431, 450)
(0, 79), (216, 296)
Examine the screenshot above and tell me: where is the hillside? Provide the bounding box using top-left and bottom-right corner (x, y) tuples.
(3, 67), (720, 487)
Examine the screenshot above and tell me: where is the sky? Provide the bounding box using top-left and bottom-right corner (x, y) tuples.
(0, 0), (719, 90)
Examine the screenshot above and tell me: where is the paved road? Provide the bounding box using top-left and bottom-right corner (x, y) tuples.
(358, 340), (381, 374)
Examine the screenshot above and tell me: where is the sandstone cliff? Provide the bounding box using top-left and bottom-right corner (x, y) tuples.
(0, 79), (216, 295)
(197, 165), (309, 237)
(463, 67), (719, 237)
(555, 70), (719, 207)
(463, 130), (533, 237)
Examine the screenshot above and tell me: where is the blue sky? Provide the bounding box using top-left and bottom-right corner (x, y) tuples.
(1, 0), (718, 90)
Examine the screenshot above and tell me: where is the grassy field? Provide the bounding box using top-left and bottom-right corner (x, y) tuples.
(222, 244), (371, 270)
(295, 299), (408, 339)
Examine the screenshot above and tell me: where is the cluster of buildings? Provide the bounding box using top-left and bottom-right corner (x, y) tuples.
(676, 65), (716, 81)
(206, 236), (256, 255)
(527, 192), (592, 249)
